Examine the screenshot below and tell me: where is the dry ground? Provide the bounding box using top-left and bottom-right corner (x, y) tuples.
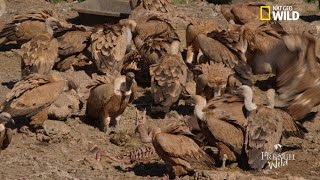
(0, 0), (320, 179)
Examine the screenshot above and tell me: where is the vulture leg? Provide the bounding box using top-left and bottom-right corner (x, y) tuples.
(115, 115), (121, 127)
(186, 45), (198, 64)
(101, 117), (110, 133)
(29, 107), (49, 128)
(221, 154), (228, 169)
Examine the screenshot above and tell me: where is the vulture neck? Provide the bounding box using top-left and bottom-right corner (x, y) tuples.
(266, 89), (276, 108)
(126, 27), (133, 46)
(194, 96), (207, 121)
(170, 41), (180, 55)
(114, 76), (127, 96)
(136, 124), (153, 143)
(243, 88), (257, 111)
(45, 18), (55, 36)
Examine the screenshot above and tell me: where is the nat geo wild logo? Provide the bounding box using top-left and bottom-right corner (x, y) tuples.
(260, 5), (300, 21)
(261, 144), (295, 169)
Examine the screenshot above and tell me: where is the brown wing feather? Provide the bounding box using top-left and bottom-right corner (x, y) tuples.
(57, 30), (91, 56)
(196, 63), (233, 99)
(91, 25), (128, 74)
(202, 109), (244, 156)
(197, 34), (238, 68)
(20, 34), (59, 77)
(153, 133), (215, 169)
(142, 0), (173, 12)
(278, 109), (307, 138)
(86, 83), (114, 119)
(150, 55), (187, 108)
(223, 3), (267, 24)
(271, 34), (320, 120)
(245, 107), (283, 170)
(0, 10), (58, 44)
(135, 18), (177, 42)
(4, 74), (51, 104)
(2, 74), (65, 117)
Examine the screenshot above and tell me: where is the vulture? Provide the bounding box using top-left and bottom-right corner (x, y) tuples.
(242, 31), (320, 121)
(0, 9), (70, 45)
(195, 63), (233, 100)
(149, 41), (187, 113)
(90, 20), (137, 74)
(86, 72), (137, 132)
(141, 0), (173, 12)
(221, 3), (269, 25)
(135, 110), (215, 177)
(186, 27), (253, 86)
(273, 34), (320, 121)
(186, 19), (229, 64)
(20, 32), (59, 77)
(133, 16), (180, 66)
(192, 94), (247, 168)
(55, 25), (93, 71)
(56, 25), (92, 57)
(133, 15), (177, 41)
(192, 94), (247, 167)
(226, 20), (286, 74)
(0, 112), (14, 150)
(0, 72), (77, 128)
(235, 85), (306, 170)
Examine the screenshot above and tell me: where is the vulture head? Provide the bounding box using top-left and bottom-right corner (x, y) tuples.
(235, 85), (257, 111)
(119, 19), (137, 33)
(119, 19), (137, 50)
(135, 125), (161, 143)
(0, 112), (14, 125)
(114, 72), (135, 96)
(45, 17), (71, 35)
(191, 95), (207, 121)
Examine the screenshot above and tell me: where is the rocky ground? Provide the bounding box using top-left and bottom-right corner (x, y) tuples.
(0, 0), (320, 179)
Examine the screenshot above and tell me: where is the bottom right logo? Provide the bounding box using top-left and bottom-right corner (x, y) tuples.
(261, 144), (295, 169)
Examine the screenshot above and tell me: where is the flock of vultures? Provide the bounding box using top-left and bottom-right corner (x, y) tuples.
(0, 0), (319, 178)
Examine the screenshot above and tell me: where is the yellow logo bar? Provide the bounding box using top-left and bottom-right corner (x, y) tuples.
(260, 6), (271, 21)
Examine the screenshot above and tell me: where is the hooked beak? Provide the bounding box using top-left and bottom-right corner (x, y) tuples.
(9, 118), (15, 125)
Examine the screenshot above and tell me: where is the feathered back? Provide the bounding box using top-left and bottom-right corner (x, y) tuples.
(13, 9), (58, 23)
(142, 0), (173, 13)
(90, 24), (129, 74)
(197, 63), (233, 87)
(4, 74), (52, 104)
(245, 107), (283, 170)
(20, 33), (59, 77)
(136, 35), (179, 65)
(87, 73), (119, 90)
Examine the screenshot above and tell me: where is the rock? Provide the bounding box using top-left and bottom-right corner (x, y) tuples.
(48, 89), (80, 120)
(85, 158), (103, 171)
(43, 120), (71, 137)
